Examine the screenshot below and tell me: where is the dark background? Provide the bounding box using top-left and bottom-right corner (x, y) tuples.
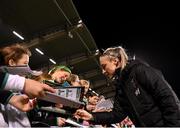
(73, 1), (179, 97)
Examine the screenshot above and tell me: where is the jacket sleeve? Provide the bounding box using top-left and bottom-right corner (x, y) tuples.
(0, 90), (14, 105)
(135, 64), (180, 126)
(92, 94), (127, 124)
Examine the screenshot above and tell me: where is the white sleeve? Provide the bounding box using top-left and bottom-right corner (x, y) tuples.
(4, 74), (25, 91)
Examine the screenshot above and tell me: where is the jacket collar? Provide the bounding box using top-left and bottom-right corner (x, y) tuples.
(114, 59), (149, 82)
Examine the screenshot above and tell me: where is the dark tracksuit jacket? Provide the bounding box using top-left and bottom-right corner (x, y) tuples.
(92, 60), (180, 127)
(0, 72), (14, 105)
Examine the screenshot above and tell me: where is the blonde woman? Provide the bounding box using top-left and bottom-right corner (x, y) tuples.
(74, 46), (180, 127)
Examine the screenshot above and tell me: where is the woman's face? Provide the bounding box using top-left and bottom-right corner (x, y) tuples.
(9, 54), (29, 66)
(52, 70), (70, 83)
(99, 55), (119, 78)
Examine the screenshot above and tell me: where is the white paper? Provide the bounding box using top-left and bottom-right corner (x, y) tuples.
(95, 99), (113, 110)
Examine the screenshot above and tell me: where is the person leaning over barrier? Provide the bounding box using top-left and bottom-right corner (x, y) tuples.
(0, 44), (55, 100)
(74, 46), (180, 127)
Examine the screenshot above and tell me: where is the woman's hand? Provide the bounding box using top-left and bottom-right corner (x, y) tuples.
(74, 109), (93, 121)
